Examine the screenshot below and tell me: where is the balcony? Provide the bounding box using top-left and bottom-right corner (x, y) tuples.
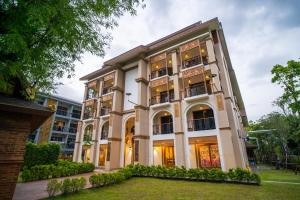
(151, 67), (173, 79)
(153, 123), (173, 135)
(101, 131), (108, 140)
(56, 109), (68, 116)
(71, 112), (81, 119)
(187, 117), (216, 131)
(182, 55), (202, 69)
(100, 107), (111, 116)
(83, 112), (94, 120)
(184, 83), (207, 98)
(53, 125), (67, 132)
(102, 86), (113, 95)
(69, 127), (77, 133)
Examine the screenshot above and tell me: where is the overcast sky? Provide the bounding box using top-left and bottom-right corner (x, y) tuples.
(56, 0), (300, 121)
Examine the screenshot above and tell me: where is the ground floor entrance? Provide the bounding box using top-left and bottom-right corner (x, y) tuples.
(81, 145), (91, 163)
(189, 136), (221, 168)
(153, 140), (175, 167)
(98, 144), (108, 167)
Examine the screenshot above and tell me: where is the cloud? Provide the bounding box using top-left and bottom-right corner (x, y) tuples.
(56, 0), (300, 121)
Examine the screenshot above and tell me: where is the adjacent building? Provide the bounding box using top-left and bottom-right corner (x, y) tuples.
(28, 94), (82, 156)
(73, 18), (249, 171)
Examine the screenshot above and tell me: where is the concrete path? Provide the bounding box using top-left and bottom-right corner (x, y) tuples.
(13, 170), (102, 200)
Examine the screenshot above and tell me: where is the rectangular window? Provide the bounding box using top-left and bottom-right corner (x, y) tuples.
(134, 140), (139, 162)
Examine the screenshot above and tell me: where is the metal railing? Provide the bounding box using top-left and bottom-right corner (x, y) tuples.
(150, 67), (173, 79)
(71, 112), (81, 119)
(184, 83), (207, 98)
(100, 107), (111, 116)
(83, 112), (94, 119)
(187, 117), (216, 131)
(69, 127), (77, 133)
(101, 131), (109, 140)
(182, 55), (202, 69)
(153, 123), (174, 135)
(53, 125), (67, 132)
(102, 86), (113, 95)
(151, 94), (169, 105)
(56, 109), (68, 116)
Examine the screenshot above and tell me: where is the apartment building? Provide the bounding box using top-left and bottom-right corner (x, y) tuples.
(28, 94), (82, 156)
(73, 18), (249, 171)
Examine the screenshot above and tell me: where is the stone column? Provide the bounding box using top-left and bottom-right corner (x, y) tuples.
(173, 102), (185, 167)
(134, 59), (150, 165)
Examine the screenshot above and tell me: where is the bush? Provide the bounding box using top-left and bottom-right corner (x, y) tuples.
(89, 171), (127, 188)
(23, 142), (60, 169)
(46, 177), (86, 198)
(21, 161), (95, 182)
(46, 179), (61, 198)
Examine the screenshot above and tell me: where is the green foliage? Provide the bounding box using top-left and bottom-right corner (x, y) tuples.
(271, 60), (300, 116)
(46, 177), (86, 198)
(0, 0), (144, 99)
(21, 160), (94, 182)
(46, 179), (62, 198)
(23, 142), (60, 169)
(89, 164), (261, 187)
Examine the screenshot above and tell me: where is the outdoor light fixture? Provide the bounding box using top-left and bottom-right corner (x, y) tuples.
(126, 93), (138, 106)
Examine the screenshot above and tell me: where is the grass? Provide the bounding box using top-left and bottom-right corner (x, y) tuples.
(48, 168), (300, 200)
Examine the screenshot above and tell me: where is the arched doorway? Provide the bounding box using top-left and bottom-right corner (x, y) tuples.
(186, 104), (220, 168)
(82, 124), (93, 163)
(152, 111), (173, 135)
(124, 117), (135, 166)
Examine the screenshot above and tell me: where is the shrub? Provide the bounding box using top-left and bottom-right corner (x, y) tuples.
(46, 179), (61, 198)
(21, 161), (95, 182)
(89, 171), (128, 188)
(23, 142), (60, 169)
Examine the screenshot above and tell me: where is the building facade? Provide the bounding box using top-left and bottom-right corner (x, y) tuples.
(73, 18), (249, 171)
(28, 94), (82, 156)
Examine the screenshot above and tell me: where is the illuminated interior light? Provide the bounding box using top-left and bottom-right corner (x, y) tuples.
(199, 106), (203, 110)
(168, 60), (172, 64)
(205, 75), (210, 80)
(156, 65), (159, 69)
(201, 48), (205, 53)
(188, 80), (192, 84)
(185, 54), (189, 59)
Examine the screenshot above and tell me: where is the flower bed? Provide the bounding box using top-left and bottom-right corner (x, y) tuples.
(21, 160), (95, 182)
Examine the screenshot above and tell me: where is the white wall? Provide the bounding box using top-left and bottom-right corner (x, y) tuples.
(123, 67), (138, 110)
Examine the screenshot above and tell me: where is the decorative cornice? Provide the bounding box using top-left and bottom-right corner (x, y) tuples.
(111, 86), (124, 92)
(219, 127), (231, 131)
(134, 105), (149, 110)
(110, 111), (123, 116)
(122, 109), (135, 114)
(133, 135), (150, 139)
(108, 137), (122, 141)
(135, 77), (149, 84)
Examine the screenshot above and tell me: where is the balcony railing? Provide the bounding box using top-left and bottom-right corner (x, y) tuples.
(151, 67), (173, 79)
(83, 112), (94, 119)
(102, 86), (113, 95)
(69, 127), (77, 133)
(56, 109), (68, 116)
(101, 131), (109, 140)
(182, 55), (202, 69)
(71, 112), (81, 119)
(100, 107), (111, 116)
(53, 125), (68, 132)
(151, 92), (175, 105)
(187, 117), (216, 131)
(153, 123), (173, 135)
(185, 83), (207, 98)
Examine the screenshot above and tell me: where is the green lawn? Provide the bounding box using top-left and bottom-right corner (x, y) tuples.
(49, 168), (300, 200)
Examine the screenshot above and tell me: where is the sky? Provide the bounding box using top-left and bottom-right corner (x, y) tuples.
(56, 0), (300, 121)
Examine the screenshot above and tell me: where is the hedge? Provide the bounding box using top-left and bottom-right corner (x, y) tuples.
(23, 142), (60, 168)
(89, 165), (261, 188)
(21, 160), (95, 182)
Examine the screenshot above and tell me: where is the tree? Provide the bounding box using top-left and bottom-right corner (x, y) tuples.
(271, 60), (300, 116)
(0, 0), (144, 100)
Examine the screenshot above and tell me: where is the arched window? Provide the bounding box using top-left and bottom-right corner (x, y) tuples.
(100, 122), (109, 140)
(83, 125), (93, 143)
(153, 111), (173, 135)
(187, 105), (215, 131)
